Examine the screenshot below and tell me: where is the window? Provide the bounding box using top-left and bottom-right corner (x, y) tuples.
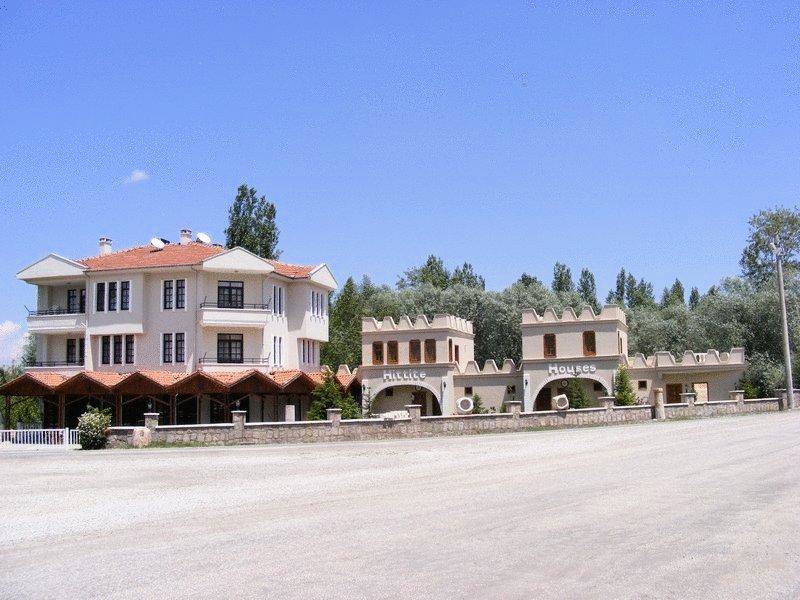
(618, 333), (623, 355)
(409, 339), (421, 364)
(273, 285), (284, 315)
(113, 335), (122, 364)
(311, 290), (326, 317)
(78, 338), (85, 363)
(449, 339), (453, 362)
(218, 333), (243, 363)
(101, 335), (110, 364)
(79, 289), (86, 313)
(217, 280), (243, 308)
(162, 333), (173, 363)
(125, 335), (135, 364)
(176, 279), (185, 309)
(120, 281), (130, 311)
(163, 280), (173, 310)
(175, 333), (185, 363)
(454, 345), (460, 363)
(372, 341), (384, 365)
(583, 331), (596, 357)
(67, 289), (78, 313)
(108, 282), (117, 311)
(424, 339), (436, 363)
(638, 380), (648, 390)
(387, 341), (398, 365)
(96, 282), (106, 312)
(272, 336), (282, 366)
(66, 338), (76, 364)
(693, 382), (709, 403)
(544, 334), (557, 358)
(465, 386), (473, 396)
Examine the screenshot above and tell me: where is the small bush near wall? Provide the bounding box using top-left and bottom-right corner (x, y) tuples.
(77, 406), (112, 450)
(307, 371), (362, 420)
(614, 366), (637, 406)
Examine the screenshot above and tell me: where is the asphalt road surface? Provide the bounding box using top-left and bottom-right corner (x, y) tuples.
(2, 412), (799, 599)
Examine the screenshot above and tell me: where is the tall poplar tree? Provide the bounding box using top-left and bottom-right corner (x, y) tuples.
(577, 268), (600, 312)
(225, 184), (281, 259)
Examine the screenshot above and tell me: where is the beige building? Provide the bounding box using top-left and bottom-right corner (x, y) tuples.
(358, 306), (746, 415)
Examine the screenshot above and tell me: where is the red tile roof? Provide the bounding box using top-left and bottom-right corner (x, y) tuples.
(74, 242), (318, 278)
(28, 371), (69, 388)
(266, 260), (316, 279)
(136, 370), (191, 387)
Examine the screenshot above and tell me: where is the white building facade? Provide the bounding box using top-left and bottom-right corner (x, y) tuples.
(18, 230), (336, 376)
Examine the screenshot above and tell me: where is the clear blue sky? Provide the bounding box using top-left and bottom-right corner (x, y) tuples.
(1, 1), (798, 362)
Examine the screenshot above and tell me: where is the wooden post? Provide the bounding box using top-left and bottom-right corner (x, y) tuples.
(115, 394), (122, 426)
(58, 394), (65, 428)
(171, 394), (177, 425)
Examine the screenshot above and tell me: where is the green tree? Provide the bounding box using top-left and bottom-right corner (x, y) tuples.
(21, 334), (35, 367)
(397, 255), (450, 289)
(614, 366), (637, 406)
(451, 263), (485, 290)
(688, 287), (700, 309)
(517, 273), (542, 287)
(565, 379), (589, 408)
(661, 279), (686, 307)
(0, 365), (40, 428)
(606, 268), (627, 305)
(471, 393), (488, 414)
(321, 277), (362, 368)
(741, 206), (800, 284)
(577, 268), (600, 312)
(224, 184), (280, 259)
(552, 262), (575, 294)
(307, 370), (362, 420)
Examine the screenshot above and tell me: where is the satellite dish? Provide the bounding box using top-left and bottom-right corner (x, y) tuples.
(150, 237), (165, 250)
(196, 232), (212, 244)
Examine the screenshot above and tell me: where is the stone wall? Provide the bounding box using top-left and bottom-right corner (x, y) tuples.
(105, 390), (790, 449)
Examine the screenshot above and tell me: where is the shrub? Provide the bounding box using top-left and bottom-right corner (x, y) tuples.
(77, 406), (112, 450)
(566, 379), (589, 408)
(614, 366), (637, 406)
(471, 393), (488, 414)
(307, 371), (362, 420)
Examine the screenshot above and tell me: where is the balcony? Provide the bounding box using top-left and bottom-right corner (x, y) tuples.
(198, 301), (271, 328)
(26, 361), (84, 375)
(198, 356), (272, 371)
(26, 308), (86, 334)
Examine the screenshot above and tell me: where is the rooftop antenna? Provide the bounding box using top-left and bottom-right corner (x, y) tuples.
(196, 232), (212, 244)
(150, 237), (165, 250)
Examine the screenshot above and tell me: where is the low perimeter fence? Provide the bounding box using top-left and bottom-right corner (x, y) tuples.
(0, 428), (80, 449)
(107, 389), (787, 448)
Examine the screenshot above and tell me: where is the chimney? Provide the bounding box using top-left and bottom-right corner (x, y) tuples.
(98, 237), (112, 256)
(179, 229), (192, 245)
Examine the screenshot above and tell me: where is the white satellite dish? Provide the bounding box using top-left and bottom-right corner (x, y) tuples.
(150, 237), (165, 250)
(196, 232), (212, 244)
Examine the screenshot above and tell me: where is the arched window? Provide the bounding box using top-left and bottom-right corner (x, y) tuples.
(583, 331), (596, 356)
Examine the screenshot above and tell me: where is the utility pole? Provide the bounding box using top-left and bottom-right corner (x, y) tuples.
(770, 241), (795, 410)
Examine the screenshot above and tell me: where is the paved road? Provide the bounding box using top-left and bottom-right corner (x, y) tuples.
(2, 413), (799, 600)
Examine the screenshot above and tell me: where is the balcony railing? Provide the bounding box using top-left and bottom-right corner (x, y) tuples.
(27, 307), (86, 316)
(199, 301), (271, 310)
(198, 357), (271, 365)
(30, 361), (83, 367)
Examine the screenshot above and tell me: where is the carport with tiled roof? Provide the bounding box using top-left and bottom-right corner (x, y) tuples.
(0, 368), (358, 429)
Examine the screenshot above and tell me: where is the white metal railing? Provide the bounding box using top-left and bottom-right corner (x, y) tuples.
(0, 428), (80, 449)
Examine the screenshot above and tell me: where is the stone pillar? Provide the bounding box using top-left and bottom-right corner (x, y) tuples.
(143, 412), (159, 430)
(775, 389), (789, 411)
(505, 400), (522, 421)
(326, 408), (342, 431)
(653, 388), (665, 420)
(231, 410), (246, 439)
(729, 390), (745, 412)
(405, 404), (421, 425)
(599, 396), (615, 421)
(680, 392), (696, 413)
(284, 402), (296, 422)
